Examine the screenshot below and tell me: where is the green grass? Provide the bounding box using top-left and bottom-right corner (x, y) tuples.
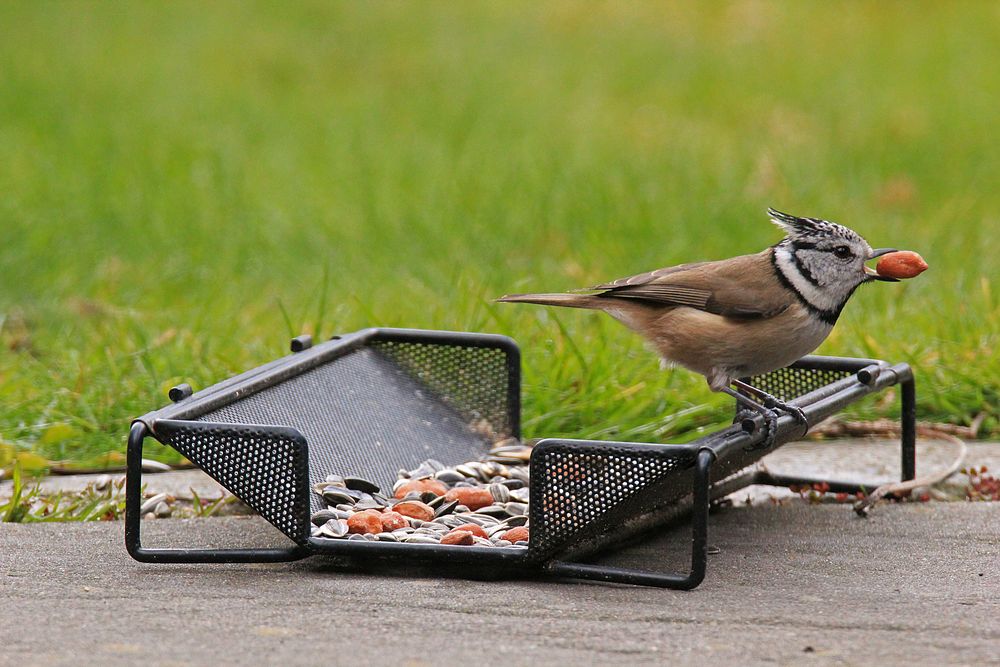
(0, 2), (997, 469)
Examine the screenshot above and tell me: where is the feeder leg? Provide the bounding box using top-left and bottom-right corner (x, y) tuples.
(125, 421), (308, 564)
(124, 421), (147, 560)
(900, 376), (917, 482)
(545, 448), (714, 590)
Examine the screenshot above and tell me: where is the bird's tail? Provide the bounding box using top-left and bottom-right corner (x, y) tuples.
(495, 292), (603, 309)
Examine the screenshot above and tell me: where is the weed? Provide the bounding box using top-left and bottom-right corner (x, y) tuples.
(1, 463), (127, 522)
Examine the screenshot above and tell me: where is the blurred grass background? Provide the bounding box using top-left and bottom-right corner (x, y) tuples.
(0, 1), (997, 469)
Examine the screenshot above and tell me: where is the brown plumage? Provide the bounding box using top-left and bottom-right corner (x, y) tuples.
(497, 249), (822, 391)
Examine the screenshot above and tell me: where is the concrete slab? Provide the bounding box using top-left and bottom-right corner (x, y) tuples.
(0, 469), (230, 501)
(732, 438), (1000, 504)
(9, 439), (1000, 516)
(5, 439), (996, 506)
(2, 502), (997, 666)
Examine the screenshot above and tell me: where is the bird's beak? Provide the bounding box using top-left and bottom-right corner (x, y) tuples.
(865, 248), (899, 282)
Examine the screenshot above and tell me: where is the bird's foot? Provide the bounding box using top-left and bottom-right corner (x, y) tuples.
(731, 380), (809, 429)
(722, 386), (782, 451)
(766, 399), (808, 427)
(733, 407), (756, 425)
(724, 383), (808, 450)
(741, 408), (778, 451)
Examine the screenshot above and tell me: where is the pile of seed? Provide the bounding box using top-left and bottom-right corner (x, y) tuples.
(310, 439), (531, 548)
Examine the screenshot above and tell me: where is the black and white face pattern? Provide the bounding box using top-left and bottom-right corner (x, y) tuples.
(767, 208), (874, 324)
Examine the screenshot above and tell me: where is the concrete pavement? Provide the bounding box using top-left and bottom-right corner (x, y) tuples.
(2, 502), (998, 666)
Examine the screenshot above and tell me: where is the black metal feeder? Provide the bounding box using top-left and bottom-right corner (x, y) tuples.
(125, 328), (916, 589)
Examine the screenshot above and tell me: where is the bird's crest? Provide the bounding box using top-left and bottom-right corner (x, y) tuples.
(767, 207), (863, 245)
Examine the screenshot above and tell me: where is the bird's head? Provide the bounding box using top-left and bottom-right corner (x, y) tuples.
(768, 208), (896, 320)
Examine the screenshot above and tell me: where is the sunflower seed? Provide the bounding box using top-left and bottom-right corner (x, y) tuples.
(322, 489), (357, 506)
(489, 484), (510, 504)
(509, 488), (529, 503)
(319, 519), (348, 538)
(434, 470), (465, 484)
(455, 464), (479, 478)
(504, 502), (528, 516)
(474, 505), (508, 518)
(344, 477), (380, 494)
(434, 500), (460, 518)
(311, 509), (340, 526)
(501, 515), (529, 528)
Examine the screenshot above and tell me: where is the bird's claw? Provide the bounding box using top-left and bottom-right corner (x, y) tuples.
(762, 397), (809, 428)
(728, 384), (806, 450)
(785, 405), (808, 426)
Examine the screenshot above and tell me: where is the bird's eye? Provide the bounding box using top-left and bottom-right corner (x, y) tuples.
(833, 245), (852, 259)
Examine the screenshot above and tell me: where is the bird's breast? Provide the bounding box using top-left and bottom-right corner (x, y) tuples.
(737, 304), (835, 375)
(645, 303), (834, 379)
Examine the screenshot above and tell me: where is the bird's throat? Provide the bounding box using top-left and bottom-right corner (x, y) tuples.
(771, 247), (846, 325)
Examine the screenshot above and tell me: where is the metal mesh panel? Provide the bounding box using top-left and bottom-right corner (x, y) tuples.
(154, 420), (309, 542)
(748, 367), (852, 402)
(198, 345), (503, 513)
(528, 444), (695, 560)
(370, 339), (515, 439)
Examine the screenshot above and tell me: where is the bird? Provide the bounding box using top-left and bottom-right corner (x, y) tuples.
(497, 208), (899, 448)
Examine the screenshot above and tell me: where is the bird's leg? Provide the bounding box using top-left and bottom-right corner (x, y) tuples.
(731, 379), (808, 427)
(721, 387), (778, 450)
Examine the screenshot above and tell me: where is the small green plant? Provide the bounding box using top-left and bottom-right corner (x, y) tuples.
(2, 464), (245, 522)
(188, 487), (235, 518)
(1, 463), (127, 522)
(2, 462), (34, 522)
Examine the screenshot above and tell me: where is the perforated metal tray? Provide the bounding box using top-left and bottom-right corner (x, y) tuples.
(125, 328), (917, 588)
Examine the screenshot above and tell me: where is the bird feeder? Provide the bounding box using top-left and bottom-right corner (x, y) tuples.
(125, 328), (916, 588)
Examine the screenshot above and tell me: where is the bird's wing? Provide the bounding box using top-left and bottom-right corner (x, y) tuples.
(592, 251), (789, 319)
(590, 261), (710, 290)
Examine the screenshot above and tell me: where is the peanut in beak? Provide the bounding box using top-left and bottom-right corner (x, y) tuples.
(867, 250), (928, 281)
